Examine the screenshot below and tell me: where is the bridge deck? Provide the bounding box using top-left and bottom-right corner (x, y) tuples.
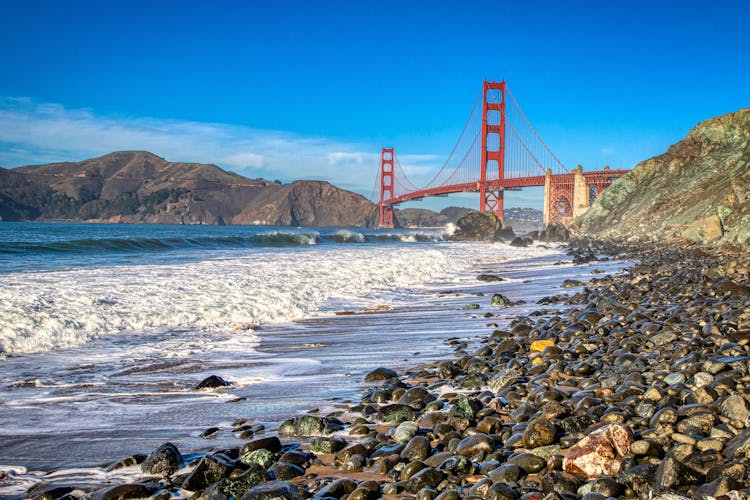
(382, 170), (629, 206)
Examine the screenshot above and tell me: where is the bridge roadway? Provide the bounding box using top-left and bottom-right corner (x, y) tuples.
(381, 169), (630, 206)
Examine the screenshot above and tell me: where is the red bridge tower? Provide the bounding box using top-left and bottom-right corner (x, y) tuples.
(379, 148), (395, 228)
(480, 80), (506, 226)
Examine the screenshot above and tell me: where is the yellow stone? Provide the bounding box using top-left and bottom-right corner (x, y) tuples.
(531, 339), (555, 352)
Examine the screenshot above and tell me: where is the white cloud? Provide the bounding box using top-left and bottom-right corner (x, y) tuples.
(326, 151), (373, 166)
(0, 97), (380, 196)
(221, 152), (266, 169)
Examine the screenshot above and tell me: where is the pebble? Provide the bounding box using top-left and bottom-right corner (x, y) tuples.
(64, 240), (750, 500)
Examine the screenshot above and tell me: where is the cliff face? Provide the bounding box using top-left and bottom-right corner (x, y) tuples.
(574, 108), (750, 244)
(0, 151), (378, 227)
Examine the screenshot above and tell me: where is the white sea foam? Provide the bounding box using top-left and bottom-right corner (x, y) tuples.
(332, 229), (366, 243)
(0, 242), (556, 354)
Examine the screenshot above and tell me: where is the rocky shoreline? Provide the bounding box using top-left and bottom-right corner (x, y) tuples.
(16, 239), (750, 499)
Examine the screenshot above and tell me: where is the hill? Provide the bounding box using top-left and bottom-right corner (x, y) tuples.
(574, 108), (750, 244)
(395, 205), (542, 231)
(0, 151), (378, 226)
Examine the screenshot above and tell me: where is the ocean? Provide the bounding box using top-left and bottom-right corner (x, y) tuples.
(0, 221), (621, 493)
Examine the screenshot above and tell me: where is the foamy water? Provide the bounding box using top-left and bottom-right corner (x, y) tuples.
(0, 238), (554, 354)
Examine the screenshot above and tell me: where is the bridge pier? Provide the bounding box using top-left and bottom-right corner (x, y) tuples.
(572, 166), (590, 219)
(543, 169), (552, 226)
(543, 165), (620, 226)
(480, 186), (505, 227)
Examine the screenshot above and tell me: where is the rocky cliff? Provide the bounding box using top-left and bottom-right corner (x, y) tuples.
(0, 151), (378, 226)
(574, 108), (750, 244)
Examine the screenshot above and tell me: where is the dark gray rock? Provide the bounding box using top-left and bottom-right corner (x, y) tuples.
(105, 454), (147, 472)
(314, 478), (357, 498)
(140, 442), (182, 477)
(241, 436), (282, 455)
(28, 485), (76, 500)
(268, 462), (305, 480)
(364, 367), (398, 382)
(183, 454), (235, 491)
(400, 436), (432, 461)
(490, 294), (512, 307)
(218, 465), (269, 499)
(477, 274), (504, 282)
(239, 481), (304, 500)
(377, 404), (416, 424)
(277, 415), (344, 437)
(488, 463), (521, 483)
(541, 471), (580, 495)
(522, 419), (557, 448)
(196, 375), (231, 389)
(240, 448), (276, 469)
(406, 468), (445, 494)
(455, 434), (493, 457)
(309, 436), (347, 453)
(279, 450), (314, 468)
(508, 452), (546, 473)
(82, 483), (154, 500)
(449, 397), (482, 420)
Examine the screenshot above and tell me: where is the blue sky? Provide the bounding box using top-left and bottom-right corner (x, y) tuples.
(1, 0), (748, 210)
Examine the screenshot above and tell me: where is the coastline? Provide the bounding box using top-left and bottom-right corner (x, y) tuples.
(3, 239), (749, 499)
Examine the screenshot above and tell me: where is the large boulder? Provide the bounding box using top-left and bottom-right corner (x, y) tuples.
(681, 214), (724, 242)
(450, 211), (502, 241)
(563, 423), (634, 479)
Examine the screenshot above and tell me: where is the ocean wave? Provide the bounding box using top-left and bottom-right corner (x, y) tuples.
(0, 232), (324, 255)
(0, 229), (461, 260)
(0, 242), (557, 354)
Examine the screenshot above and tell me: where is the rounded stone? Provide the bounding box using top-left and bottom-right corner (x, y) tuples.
(401, 436), (432, 461)
(141, 442), (182, 477)
(508, 452), (546, 473)
(455, 433), (493, 457)
(365, 367), (398, 382)
(309, 436), (347, 454)
(393, 421), (419, 443)
(522, 419), (557, 449)
(268, 461), (304, 480)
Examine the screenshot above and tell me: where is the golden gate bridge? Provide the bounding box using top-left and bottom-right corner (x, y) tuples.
(370, 80), (629, 228)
